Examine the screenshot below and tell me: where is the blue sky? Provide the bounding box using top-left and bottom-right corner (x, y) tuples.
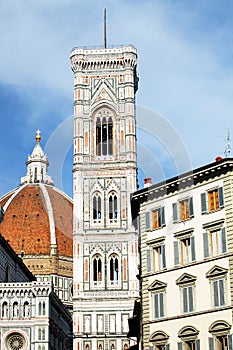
(1, 0), (233, 198)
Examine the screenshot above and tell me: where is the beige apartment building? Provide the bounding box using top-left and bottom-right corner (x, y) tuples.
(131, 157), (233, 350)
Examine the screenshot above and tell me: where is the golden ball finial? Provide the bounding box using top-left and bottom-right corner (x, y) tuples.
(35, 129), (41, 143)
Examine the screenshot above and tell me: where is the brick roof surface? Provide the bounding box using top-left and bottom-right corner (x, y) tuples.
(0, 184), (73, 257)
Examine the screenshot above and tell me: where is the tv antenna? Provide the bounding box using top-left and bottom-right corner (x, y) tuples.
(224, 128), (231, 158)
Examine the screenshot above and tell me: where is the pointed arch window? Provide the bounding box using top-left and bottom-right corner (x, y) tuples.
(109, 254), (119, 286)
(93, 192), (102, 224)
(109, 192), (118, 223)
(96, 116), (113, 156)
(93, 254), (103, 285)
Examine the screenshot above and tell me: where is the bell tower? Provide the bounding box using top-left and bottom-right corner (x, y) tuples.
(70, 44), (139, 350)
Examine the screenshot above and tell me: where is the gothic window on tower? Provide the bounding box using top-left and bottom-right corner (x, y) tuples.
(93, 254), (103, 286)
(96, 115), (113, 156)
(109, 254), (119, 286)
(108, 192), (118, 224)
(93, 192), (102, 224)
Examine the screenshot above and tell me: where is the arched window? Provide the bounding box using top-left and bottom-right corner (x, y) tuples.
(110, 254), (119, 285)
(93, 255), (102, 285)
(34, 167), (37, 182)
(96, 115), (113, 156)
(93, 193), (102, 223)
(13, 301), (19, 318)
(109, 192), (118, 223)
(2, 302), (8, 318)
(23, 301), (30, 317)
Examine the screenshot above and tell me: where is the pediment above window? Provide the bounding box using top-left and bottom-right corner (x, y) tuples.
(92, 82), (116, 106)
(148, 279), (167, 291)
(90, 180), (104, 192)
(203, 218), (225, 230)
(206, 265), (228, 279)
(209, 320), (231, 335)
(150, 330), (169, 344)
(178, 325), (199, 340)
(146, 236), (166, 247)
(176, 273), (197, 285)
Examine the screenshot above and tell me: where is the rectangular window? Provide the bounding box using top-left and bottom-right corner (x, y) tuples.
(201, 187), (224, 214)
(153, 245), (166, 271)
(97, 314), (104, 334)
(203, 228), (227, 258)
(182, 285), (194, 313)
(154, 292), (164, 319)
(213, 278), (226, 307)
(174, 237), (196, 266)
(145, 207), (165, 230)
(173, 198), (194, 223)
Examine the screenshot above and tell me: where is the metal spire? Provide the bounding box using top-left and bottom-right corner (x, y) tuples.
(104, 8), (107, 48)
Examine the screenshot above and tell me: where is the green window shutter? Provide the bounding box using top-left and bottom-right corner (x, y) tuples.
(160, 206), (165, 226)
(188, 286), (194, 312)
(154, 293), (159, 318)
(213, 280), (219, 307)
(203, 232), (210, 258)
(227, 334), (233, 350)
(165, 345), (170, 350)
(178, 342), (183, 350)
(208, 337), (215, 350)
(219, 278), (225, 306)
(218, 187), (224, 208)
(174, 241), (180, 266)
(145, 211), (151, 230)
(183, 287), (188, 313)
(195, 339), (200, 350)
(146, 249), (152, 272)
(221, 227), (227, 253)
(161, 244), (166, 269)
(173, 202), (178, 223)
(189, 197), (194, 218)
(191, 236), (196, 261)
(201, 192), (207, 214)
(159, 292), (164, 317)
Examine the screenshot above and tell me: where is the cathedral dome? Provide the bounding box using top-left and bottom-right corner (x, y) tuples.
(0, 131), (73, 308)
(0, 183), (73, 257)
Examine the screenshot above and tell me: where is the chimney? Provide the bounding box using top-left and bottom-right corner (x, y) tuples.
(144, 177), (152, 188)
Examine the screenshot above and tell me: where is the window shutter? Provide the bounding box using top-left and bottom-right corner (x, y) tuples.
(209, 337), (215, 350)
(195, 339), (200, 350)
(189, 197), (194, 218)
(159, 292), (164, 317)
(183, 287), (188, 313)
(161, 244), (166, 269)
(219, 278), (225, 306)
(174, 241), (180, 266)
(203, 232), (210, 258)
(221, 227), (227, 253)
(188, 285), (194, 312)
(173, 202), (178, 223)
(154, 293), (159, 318)
(178, 342), (183, 350)
(146, 249), (152, 272)
(165, 345), (170, 350)
(218, 187), (224, 208)
(213, 280), (219, 307)
(145, 211), (151, 230)
(201, 192), (207, 214)
(160, 206), (165, 226)
(191, 236), (196, 261)
(227, 334), (233, 350)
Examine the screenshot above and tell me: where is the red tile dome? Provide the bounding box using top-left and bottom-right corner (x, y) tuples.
(0, 183), (73, 257)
